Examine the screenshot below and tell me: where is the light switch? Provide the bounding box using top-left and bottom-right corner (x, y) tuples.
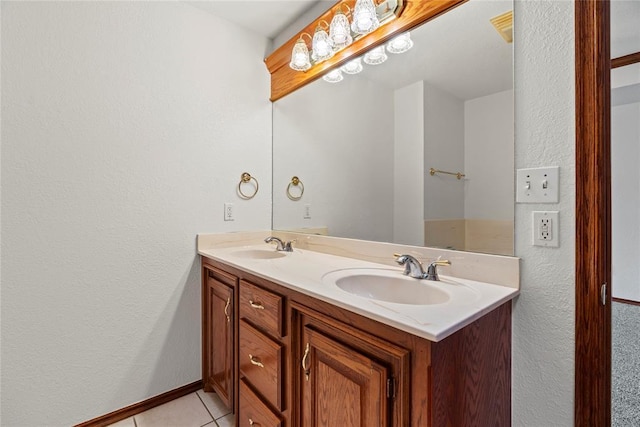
(516, 166), (559, 203)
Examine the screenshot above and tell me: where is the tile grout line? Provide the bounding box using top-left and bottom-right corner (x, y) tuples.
(195, 390), (219, 427)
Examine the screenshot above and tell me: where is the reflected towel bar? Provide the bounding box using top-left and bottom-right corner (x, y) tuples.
(429, 168), (465, 180)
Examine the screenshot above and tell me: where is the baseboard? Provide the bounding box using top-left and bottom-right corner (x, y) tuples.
(613, 297), (640, 306)
(75, 380), (203, 427)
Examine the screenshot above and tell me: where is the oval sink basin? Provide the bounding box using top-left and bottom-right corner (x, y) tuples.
(323, 269), (451, 305)
(229, 249), (287, 260)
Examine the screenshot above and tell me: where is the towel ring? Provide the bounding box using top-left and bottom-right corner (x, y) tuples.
(238, 172), (259, 199)
(286, 176), (304, 201)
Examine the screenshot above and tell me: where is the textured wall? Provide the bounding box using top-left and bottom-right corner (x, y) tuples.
(512, 0), (576, 425)
(1, 2), (271, 425)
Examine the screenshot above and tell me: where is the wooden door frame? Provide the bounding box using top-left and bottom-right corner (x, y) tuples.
(575, 0), (611, 425)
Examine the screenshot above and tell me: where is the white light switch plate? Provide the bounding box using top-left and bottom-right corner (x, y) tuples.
(516, 166), (559, 203)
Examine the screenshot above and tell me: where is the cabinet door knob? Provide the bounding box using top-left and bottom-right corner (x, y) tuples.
(302, 342), (311, 381)
(249, 300), (265, 310)
(248, 418), (255, 425)
(224, 297), (231, 323)
(249, 354), (265, 368)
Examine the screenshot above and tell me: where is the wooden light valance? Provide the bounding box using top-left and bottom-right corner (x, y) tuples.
(264, 0), (467, 102)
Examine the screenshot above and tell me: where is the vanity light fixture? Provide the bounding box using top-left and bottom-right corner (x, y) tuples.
(311, 23), (334, 62)
(322, 68), (344, 83)
(363, 45), (388, 65)
(341, 57), (363, 74)
(289, 34), (312, 71)
(329, 8), (353, 49)
(386, 32), (413, 54)
(287, 0), (406, 74)
(351, 0), (380, 35)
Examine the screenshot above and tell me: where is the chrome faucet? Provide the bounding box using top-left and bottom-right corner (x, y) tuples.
(395, 254), (451, 281)
(264, 236), (294, 252)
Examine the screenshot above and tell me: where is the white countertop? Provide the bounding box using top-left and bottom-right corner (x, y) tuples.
(199, 244), (519, 342)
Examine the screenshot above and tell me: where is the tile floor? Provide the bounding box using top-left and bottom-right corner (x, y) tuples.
(107, 390), (234, 427)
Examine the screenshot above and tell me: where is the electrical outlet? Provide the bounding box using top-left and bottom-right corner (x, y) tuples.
(304, 204), (311, 219)
(532, 211), (559, 247)
(224, 203), (234, 221)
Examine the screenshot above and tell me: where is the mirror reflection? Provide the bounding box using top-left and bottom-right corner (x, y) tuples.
(273, 0), (514, 256)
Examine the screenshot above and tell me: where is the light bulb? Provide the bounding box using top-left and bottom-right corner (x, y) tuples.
(363, 45), (388, 65)
(311, 26), (334, 62)
(289, 38), (311, 71)
(323, 69), (344, 83)
(386, 32), (414, 54)
(341, 57), (363, 74)
(329, 11), (353, 50)
(351, 0), (380, 35)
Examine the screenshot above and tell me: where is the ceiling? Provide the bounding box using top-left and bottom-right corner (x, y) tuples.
(361, 0), (512, 99)
(188, 0), (639, 58)
(187, 0), (639, 100)
(185, 0), (326, 39)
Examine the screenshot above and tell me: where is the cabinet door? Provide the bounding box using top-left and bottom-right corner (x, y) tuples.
(300, 326), (390, 427)
(205, 270), (235, 409)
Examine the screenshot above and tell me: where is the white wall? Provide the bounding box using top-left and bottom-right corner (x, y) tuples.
(272, 76), (395, 243)
(464, 89), (514, 220)
(394, 81), (424, 246)
(0, 2), (271, 425)
(612, 101), (640, 301)
(423, 82), (465, 220)
(513, 0), (576, 425)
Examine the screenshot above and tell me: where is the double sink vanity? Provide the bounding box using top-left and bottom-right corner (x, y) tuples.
(200, 0), (518, 424)
(198, 231), (519, 427)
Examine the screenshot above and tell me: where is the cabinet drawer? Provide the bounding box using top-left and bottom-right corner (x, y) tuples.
(239, 280), (284, 337)
(239, 320), (283, 410)
(239, 379), (282, 427)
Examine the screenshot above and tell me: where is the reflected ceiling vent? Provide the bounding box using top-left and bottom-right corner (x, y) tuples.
(490, 10), (513, 43)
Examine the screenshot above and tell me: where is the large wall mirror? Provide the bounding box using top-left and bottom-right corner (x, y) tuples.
(272, 0), (514, 256)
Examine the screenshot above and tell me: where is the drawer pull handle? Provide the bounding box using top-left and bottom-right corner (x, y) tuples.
(302, 342), (310, 381)
(249, 419), (256, 426)
(249, 300), (265, 310)
(249, 354), (264, 368)
(224, 297), (231, 323)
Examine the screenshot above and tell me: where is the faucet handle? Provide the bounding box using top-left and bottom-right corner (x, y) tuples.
(425, 260), (451, 281)
(283, 239), (296, 252)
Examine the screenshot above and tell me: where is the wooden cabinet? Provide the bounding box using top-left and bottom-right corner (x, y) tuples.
(239, 279), (285, 337)
(296, 306), (409, 427)
(239, 320), (284, 410)
(238, 380), (283, 427)
(202, 257), (512, 427)
(237, 280), (286, 426)
(202, 266), (236, 410)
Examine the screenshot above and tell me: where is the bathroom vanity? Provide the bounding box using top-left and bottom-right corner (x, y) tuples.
(199, 233), (518, 427)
